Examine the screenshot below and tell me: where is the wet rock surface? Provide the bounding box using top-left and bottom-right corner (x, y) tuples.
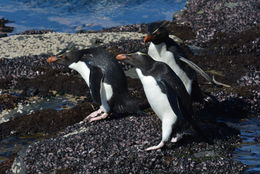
(0, 18), (14, 38)
(0, 94), (19, 112)
(17, 30), (54, 35)
(174, 0), (260, 46)
(23, 115), (244, 174)
(0, 0), (259, 173)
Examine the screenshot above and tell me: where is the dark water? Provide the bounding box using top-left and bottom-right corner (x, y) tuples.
(233, 118), (260, 173)
(0, 0), (186, 33)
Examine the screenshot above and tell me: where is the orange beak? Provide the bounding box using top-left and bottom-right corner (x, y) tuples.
(143, 35), (152, 43)
(47, 56), (58, 63)
(115, 54), (126, 60)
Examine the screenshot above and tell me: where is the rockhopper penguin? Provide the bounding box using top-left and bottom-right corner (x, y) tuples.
(144, 23), (230, 102)
(47, 47), (138, 122)
(116, 52), (205, 151)
(144, 24), (204, 102)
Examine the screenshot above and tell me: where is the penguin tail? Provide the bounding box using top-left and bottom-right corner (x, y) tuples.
(113, 93), (140, 114)
(188, 118), (214, 145)
(181, 106), (213, 144)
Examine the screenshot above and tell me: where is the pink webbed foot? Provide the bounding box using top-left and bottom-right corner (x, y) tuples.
(145, 141), (165, 151)
(84, 109), (103, 122)
(88, 112), (109, 122)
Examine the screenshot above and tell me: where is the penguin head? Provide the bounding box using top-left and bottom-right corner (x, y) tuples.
(144, 26), (169, 44)
(144, 21), (170, 45)
(116, 52), (153, 68)
(47, 49), (83, 66)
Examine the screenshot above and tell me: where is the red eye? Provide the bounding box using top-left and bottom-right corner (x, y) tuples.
(156, 31), (160, 35)
(61, 55), (65, 59)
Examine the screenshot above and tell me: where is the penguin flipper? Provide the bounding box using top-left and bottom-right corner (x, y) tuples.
(157, 80), (186, 120)
(89, 66), (103, 105)
(165, 80), (213, 143)
(112, 93), (140, 114)
(167, 40), (186, 58)
(158, 79), (202, 130)
(160, 78), (203, 134)
(157, 80), (191, 141)
(178, 56), (231, 88)
(159, 80), (213, 144)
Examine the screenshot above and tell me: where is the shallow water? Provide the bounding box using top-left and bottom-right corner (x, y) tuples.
(233, 118), (260, 173)
(0, 93), (85, 163)
(0, 0), (186, 33)
(0, 134), (46, 163)
(0, 93), (84, 124)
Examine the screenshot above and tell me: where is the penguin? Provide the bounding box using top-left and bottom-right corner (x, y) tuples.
(47, 47), (138, 122)
(144, 23), (204, 102)
(116, 52), (205, 151)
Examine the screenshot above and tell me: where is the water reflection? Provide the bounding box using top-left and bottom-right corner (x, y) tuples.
(233, 118), (260, 173)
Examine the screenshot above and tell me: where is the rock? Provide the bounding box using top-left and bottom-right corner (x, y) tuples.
(10, 149), (27, 174)
(0, 18), (14, 34)
(17, 30), (53, 35)
(194, 151), (216, 158)
(174, 0), (260, 47)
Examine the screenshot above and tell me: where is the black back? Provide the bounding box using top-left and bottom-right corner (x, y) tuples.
(53, 47), (139, 113)
(142, 59), (193, 116)
(80, 47), (139, 113)
(124, 53), (192, 115)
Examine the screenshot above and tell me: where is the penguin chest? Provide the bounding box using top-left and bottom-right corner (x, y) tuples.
(148, 43), (192, 94)
(69, 61), (90, 86)
(148, 42), (166, 61)
(136, 68), (177, 120)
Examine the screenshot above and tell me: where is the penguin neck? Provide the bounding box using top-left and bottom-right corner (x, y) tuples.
(148, 42), (168, 61)
(134, 58), (154, 73)
(149, 40), (193, 95)
(135, 68), (146, 81)
(148, 36), (174, 57)
(68, 61), (90, 87)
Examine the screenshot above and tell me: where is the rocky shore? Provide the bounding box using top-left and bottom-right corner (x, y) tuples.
(0, 0), (259, 173)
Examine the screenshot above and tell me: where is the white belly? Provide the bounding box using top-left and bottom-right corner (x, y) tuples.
(136, 68), (177, 122)
(99, 82), (113, 113)
(69, 61), (90, 87)
(148, 43), (192, 94)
